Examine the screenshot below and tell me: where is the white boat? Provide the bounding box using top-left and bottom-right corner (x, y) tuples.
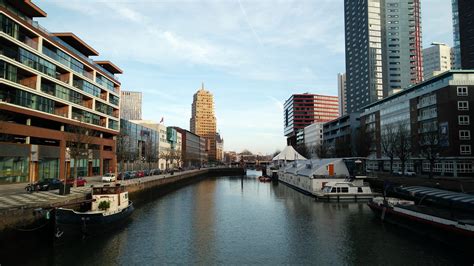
(277, 159), (350, 196)
(277, 158), (377, 201)
(314, 178), (379, 201)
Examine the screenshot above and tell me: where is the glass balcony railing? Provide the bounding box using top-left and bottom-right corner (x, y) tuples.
(8, 13), (120, 83)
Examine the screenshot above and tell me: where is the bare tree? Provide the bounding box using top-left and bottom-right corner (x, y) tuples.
(172, 149), (183, 168)
(272, 149), (281, 158)
(295, 144), (310, 159)
(394, 123), (412, 176)
(381, 124), (396, 173)
(419, 123), (440, 179)
(116, 131), (130, 174)
(160, 149), (174, 171)
(335, 137), (352, 158)
(240, 149), (253, 156)
(315, 143), (329, 158)
(65, 121), (94, 187)
(354, 125), (373, 157)
(144, 134), (158, 172)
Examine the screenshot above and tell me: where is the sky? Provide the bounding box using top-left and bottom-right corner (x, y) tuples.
(38, 0), (453, 154)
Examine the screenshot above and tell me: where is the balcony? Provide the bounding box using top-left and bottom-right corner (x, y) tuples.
(0, 63), (37, 90)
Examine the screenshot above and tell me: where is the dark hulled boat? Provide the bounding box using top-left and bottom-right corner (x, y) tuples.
(368, 189), (474, 250)
(55, 184), (134, 238)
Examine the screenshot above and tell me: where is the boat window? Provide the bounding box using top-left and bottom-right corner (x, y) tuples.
(331, 187), (336, 193)
(341, 187), (349, 193)
(358, 187), (363, 193)
(337, 187), (341, 193)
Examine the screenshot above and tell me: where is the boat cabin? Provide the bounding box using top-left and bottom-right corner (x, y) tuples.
(321, 180), (373, 195)
(91, 185), (130, 213)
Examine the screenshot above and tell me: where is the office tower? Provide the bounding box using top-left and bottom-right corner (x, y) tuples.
(0, 1), (122, 183)
(452, 0), (474, 69)
(283, 93), (339, 146)
(190, 83), (217, 161)
(337, 73), (347, 116)
(423, 42), (452, 80)
(120, 91), (142, 120)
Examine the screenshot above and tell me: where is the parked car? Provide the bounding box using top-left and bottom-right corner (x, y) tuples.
(66, 177), (87, 187)
(143, 169), (150, 176)
(393, 171), (416, 177)
(129, 171), (137, 179)
(32, 178), (63, 191)
(136, 170), (145, 178)
(101, 173), (116, 182)
(118, 172), (131, 180)
(152, 169), (161, 175)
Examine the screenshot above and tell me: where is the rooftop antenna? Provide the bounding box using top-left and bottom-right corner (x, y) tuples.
(201, 82), (204, 90)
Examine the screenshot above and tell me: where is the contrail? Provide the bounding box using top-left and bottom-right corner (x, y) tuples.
(237, 0), (264, 48)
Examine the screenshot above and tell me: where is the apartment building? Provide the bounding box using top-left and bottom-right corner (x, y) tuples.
(360, 70), (473, 176)
(0, 1), (122, 183)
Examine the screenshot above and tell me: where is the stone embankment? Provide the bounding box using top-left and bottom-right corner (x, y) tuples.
(0, 167), (245, 233)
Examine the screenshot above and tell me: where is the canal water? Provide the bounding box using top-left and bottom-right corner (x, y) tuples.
(4, 173), (473, 265)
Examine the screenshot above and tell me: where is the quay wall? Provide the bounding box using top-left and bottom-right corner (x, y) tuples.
(0, 168), (245, 234)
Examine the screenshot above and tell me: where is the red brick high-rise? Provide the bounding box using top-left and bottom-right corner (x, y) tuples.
(283, 93), (339, 146)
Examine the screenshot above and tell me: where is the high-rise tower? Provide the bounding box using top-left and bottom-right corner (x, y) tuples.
(452, 0), (474, 69)
(344, 0), (384, 113)
(382, 0), (423, 94)
(190, 83), (217, 161)
(344, 0), (423, 112)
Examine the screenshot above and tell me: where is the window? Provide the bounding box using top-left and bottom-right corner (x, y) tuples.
(458, 115), (470, 125)
(457, 162), (473, 173)
(341, 187), (349, 193)
(458, 101), (469, 110)
(460, 145), (471, 155)
(457, 87), (468, 96)
(459, 130), (471, 140)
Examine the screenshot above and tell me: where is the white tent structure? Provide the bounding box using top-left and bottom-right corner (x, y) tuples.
(272, 146), (307, 161)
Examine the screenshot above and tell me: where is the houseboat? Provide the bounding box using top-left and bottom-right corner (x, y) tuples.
(55, 184), (134, 238)
(368, 187), (474, 249)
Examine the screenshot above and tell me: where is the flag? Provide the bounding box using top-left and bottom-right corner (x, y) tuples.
(160, 117), (164, 123)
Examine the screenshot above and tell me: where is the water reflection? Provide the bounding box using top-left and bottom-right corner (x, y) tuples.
(1, 175), (472, 265)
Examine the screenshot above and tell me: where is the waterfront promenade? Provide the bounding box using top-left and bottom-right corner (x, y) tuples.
(0, 167), (244, 232)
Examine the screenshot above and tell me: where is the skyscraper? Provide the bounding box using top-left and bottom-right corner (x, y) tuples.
(120, 91), (142, 120)
(190, 84), (217, 161)
(337, 73), (347, 116)
(452, 0), (474, 69)
(344, 0), (423, 112)
(344, 0), (384, 113)
(423, 42), (452, 80)
(382, 0), (423, 94)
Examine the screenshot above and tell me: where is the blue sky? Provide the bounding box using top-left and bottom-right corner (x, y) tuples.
(38, 0), (452, 154)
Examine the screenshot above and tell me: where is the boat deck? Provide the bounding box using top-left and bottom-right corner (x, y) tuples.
(399, 204), (474, 225)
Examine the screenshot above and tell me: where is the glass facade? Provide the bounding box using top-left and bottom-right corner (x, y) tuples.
(43, 45), (85, 75)
(19, 48), (57, 78)
(109, 94), (119, 106)
(69, 158), (87, 178)
(108, 119), (119, 130)
(41, 82), (86, 107)
(95, 101), (114, 116)
(72, 107), (101, 126)
(38, 158), (59, 180)
(96, 74), (115, 91)
(0, 156), (29, 183)
(73, 77), (101, 97)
